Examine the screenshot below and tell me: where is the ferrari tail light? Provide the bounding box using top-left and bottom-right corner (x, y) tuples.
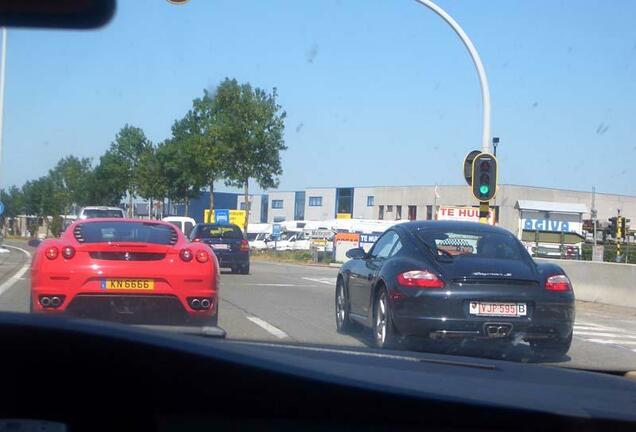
(180, 248), (193, 262)
(45, 246), (59, 260)
(61, 246), (75, 259)
(397, 270), (444, 288)
(195, 250), (209, 263)
(545, 274), (571, 292)
(240, 239), (249, 252)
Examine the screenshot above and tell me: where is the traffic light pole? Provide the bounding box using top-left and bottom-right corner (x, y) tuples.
(479, 201), (489, 224)
(414, 0), (491, 154)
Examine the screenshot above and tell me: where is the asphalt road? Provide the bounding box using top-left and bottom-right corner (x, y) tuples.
(2, 241), (636, 372)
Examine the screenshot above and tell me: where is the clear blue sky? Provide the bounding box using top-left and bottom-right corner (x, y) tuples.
(2, 0), (635, 195)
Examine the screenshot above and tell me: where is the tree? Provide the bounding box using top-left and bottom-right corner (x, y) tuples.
(0, 186), (25, 235)
(22, 176), (60, 236)
(136, 146), (168, 218)
(156, 138), (206, 217)
(211, 78), (287, 231)
(48, 155), (93, 214)
(172, 92), (225, 213)
(109, 125), (152, 216)
(85, 150), (129, 207)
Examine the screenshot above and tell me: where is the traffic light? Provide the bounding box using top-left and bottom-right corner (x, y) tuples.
(608, 217), (618, 239)
(471, 153), (497, 201)
(618, 217), (630, 241)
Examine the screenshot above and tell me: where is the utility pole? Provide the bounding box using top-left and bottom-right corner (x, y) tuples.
(414, 0), (491, 154)
(0, 28), (7, 186)
(591, 187), (597, 245)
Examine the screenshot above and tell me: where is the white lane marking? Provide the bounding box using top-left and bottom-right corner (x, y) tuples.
(302, 277), (335, 286)
(246, 316), (289, 339)
(574, 331), (636, 339)
(584, 339), (636, 346)
(0, 248), (10, 254)
(0, 245), (32, 296)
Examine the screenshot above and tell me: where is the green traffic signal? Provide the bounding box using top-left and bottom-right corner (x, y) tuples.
(471, 153), (497, 201)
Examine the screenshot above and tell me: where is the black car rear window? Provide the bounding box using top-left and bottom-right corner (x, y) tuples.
(78, 221), (176, 245)
(193, 224), (244, 239)
(415, 229), (524, 260)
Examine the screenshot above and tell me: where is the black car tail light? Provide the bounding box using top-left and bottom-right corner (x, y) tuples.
(397, 270), (444, 288)
(545, 274), (571, 292)
(240, 239), (249, 252)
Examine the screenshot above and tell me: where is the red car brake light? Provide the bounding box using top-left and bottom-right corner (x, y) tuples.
(397, 270), (444, 288)
(195, 250), (209, 263)
(240, 239), (249, 252)
(180, 248), (193, 262)
(545, 274), (571, 291)
(61, 246), (75, 259)
(45, 246), (59, 260)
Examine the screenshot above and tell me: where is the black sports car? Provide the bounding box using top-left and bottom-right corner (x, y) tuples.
(336, 221), (575, 356)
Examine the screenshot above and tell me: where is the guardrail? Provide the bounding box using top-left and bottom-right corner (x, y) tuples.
(537, 258), (636, 309)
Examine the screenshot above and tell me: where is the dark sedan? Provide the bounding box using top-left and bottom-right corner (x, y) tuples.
(335, 221), (575, 357)
(190, 223), (250, 274)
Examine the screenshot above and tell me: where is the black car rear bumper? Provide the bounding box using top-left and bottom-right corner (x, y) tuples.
(390, 286), (575, 341)
(213, 251), (249, 268)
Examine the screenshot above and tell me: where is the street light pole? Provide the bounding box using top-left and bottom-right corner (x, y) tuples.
(0, 28), (7, 185)
(413, 0), (492, 154)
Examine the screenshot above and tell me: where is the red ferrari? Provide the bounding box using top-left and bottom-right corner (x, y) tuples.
(30, 218), (219, 326)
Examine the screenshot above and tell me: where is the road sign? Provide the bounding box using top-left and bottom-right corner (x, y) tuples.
(272, 224), (282, 240)
(214, 209), (230, 224)
(0, 201), (4, 216)
(463, 150), (481, 186)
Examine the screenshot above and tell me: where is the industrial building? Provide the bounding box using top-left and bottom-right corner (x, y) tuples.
(168, 184), (635, 236)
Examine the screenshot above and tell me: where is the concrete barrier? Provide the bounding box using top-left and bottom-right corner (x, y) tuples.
(536, 258), (636, 308)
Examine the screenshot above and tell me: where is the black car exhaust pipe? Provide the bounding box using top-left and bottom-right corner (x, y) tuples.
(50, 297), (61, 307)
(200, 299), (211, 309)
(190, 298), (201, 309)
(40, 297), (51, 307)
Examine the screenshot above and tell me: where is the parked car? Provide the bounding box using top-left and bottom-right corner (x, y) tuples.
(190, 223), (250, 274)
(163, 216), (196, 237)
(78, 206), (125, 219)
(335, 221), (575, 357)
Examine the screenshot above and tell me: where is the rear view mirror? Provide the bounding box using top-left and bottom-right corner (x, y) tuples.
(0, 0), (116, 29)
(28, 239), (42, 248)
(346, 247), (366, 260)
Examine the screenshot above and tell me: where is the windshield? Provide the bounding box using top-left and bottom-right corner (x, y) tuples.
(79, 221), (176, 245)
(81, 209), (124, 219)
(193, 224), (244, 240)
(1, 1), (635, 380)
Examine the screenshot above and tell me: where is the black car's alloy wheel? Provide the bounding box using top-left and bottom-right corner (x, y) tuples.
(335, 279), (352, 333)
(373, 288), (398, 349)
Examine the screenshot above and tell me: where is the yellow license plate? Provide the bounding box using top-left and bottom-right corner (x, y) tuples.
(101, 279), (155, 290)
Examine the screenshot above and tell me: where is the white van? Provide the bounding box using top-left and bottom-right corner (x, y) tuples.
(162, 216), (197, 237)
(78, 206), (125, 220)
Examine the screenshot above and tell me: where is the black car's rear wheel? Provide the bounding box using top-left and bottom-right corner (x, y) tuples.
(531, 332), (572, 358)
(373, 288), (398, 349)
(335, 279), (352, 333)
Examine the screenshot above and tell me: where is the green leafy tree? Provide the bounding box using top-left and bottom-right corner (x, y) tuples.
(136, 146), (168, 218)
(211, 78), (287, 231)
(109, 125), (152, 216)
(0, 186), (25, 235)
(22, 176), (60, 236)
(156, 138), (206, 217)
(176, 90), (226, 212)
(48, 155), (93, 214)
(85, 150), (129, 206)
